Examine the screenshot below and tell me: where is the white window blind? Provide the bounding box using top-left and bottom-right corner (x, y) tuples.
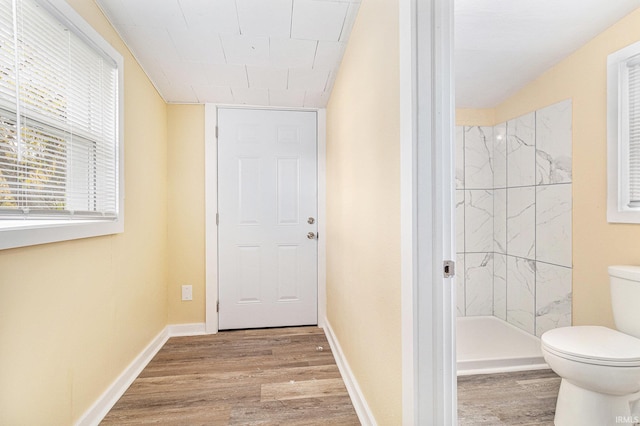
(0, 0), (119, 220)
(628, 53), (640, 207)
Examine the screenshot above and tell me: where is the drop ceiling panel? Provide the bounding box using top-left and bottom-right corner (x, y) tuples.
(288, 67), (330, 91)
(303, 90), (330, 108)
(161, 61), (210, 87)
(269, 89), (306, 107)
(291, 0), (349, 41)
(247, 67), (288, 90)
(168, 28), (226, 63)
(194, 86), (234, 104)
(237, 0), (292, 37)
(179, 0), (240, 34)
(314, 42), (344, 68)
(269, 38), (317, 68)
(232, 87), (270, 105)
(221, 35), (270, 66)
(124, 0), (187, 29)
(117, 26), (179, 59)
(97, 0), (362, 106)
(162, 84), (199, 103)
(339, 3), (360, 42)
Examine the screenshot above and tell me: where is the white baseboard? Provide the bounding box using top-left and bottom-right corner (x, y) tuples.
(75, 322), (207, 426)
(322, 319), (377, 426)
(167, 322), (207, 336)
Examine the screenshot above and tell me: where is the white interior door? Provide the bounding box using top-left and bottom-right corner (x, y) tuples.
(217, 108), (318, 330)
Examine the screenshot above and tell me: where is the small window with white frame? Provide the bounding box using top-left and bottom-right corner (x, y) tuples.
(608, 39), (640, 223)
(0, 0), (124, 249)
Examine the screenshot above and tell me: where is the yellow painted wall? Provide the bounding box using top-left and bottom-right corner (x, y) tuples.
(456, 108), (496, 127)
(326, 0), (402, 423)
(0, 1), (169, 424)
(167, 104), (206, 324)
(492, 7), (640, 327)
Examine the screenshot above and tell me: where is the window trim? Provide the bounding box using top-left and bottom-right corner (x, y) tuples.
(607, 39), (640, 223)
(0, 0), (124, 250)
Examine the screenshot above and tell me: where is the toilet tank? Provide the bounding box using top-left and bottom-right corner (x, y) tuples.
(609, 265), (640, 338)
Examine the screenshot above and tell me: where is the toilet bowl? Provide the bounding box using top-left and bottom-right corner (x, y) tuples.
(541, 266), (640, 426)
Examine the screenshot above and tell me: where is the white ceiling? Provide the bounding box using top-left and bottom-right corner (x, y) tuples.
(456, 0), (640, 109)
(97, 1), (640, 109)
(96, 0), (361, 107)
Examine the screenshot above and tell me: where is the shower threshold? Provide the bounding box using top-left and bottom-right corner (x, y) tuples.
(456, 316), (548, 376)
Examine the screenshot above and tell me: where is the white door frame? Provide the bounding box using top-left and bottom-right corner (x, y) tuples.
(204, 105), (327, 334)
(400, 0), (456, 424)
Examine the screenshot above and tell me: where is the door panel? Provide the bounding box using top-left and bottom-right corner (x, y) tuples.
(218, 108), (318, 330)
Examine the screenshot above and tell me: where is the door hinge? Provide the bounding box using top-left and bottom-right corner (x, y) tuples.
(216, 213), (219, 226)
(215, 125), (218, 139)
(443, 260), (455, 278)
(216, 301), (219, 313)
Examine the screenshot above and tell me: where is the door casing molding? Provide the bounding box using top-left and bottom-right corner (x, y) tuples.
(204, 105), (327, 334)
(399, 0), (456, 424)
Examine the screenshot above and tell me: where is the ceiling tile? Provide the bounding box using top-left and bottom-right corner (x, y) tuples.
(339, 3), (361, 42)
(269, 89), (305, 107)
(291, 0), (349, 41)
(221, 35), (270, 66)
(202, 64), (249, 88)
(288, 67), (330, 91)
(232, 87), (270, 105)
(247, 67), (288, 90)
(178, 0), (240, 34)
(168, 28), (226, 63)
(161, 84), (199, 103)
(97, 0), (362, 105)
(237, 0), (292, 37)
(124, 0), (187, 29)
(270, 38), (317, 68)
(161, 62), (210, 87)
(304, 90), (331, 108)
(314, 41), (344, 69)
(193, 86), (234, 104)
(118, 26), (181, 62)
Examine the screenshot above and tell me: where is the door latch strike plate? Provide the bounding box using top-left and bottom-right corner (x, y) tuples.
(443, 260), (455, 278)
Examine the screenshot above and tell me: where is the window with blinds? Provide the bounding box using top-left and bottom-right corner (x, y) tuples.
(608, 40), (640, 223)
(626, 54), (640, 208)
(0, 0), (120, 220)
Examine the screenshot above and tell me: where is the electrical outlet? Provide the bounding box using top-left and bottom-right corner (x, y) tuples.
(181, 285), (192, 301)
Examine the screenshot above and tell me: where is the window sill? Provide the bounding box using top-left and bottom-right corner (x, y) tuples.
(0, 219), (123, 250)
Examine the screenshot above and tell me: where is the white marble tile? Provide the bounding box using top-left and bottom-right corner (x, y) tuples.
(536, 262), (572, 337)
(464, 126), (493, 189)
(506, 256), (536, 334)
(493, 253), (507, 321)
(493, 122), (507, 189)
(536, 184), (572, 267)
(457, 254), (466, 317)
(465, 253), (493, 316)
(536, 99), (572, 184)
(507, 112), (536, 187)
(507, 187), (535, 259)
(456, 190), (465, 253)
(465, 190), (493, 252)
(456, 126), (464, 189)
(494, 188), (507, 254)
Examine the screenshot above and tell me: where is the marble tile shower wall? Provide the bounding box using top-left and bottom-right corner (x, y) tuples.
(456, 99), (573, 337)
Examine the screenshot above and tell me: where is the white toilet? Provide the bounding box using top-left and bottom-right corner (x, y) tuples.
(541, 265), (640, 426)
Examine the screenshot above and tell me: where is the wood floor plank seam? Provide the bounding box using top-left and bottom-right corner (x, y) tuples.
(101, 326), (360, 425)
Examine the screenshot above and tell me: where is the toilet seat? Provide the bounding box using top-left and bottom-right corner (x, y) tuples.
(542, 326), (640, 367)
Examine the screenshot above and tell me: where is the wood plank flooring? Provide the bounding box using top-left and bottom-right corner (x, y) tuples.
(457, 369), (561, 425)
(101, 326), (360, 425)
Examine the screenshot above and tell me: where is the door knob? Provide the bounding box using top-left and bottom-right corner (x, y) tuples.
(307, 232), (316, 239)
